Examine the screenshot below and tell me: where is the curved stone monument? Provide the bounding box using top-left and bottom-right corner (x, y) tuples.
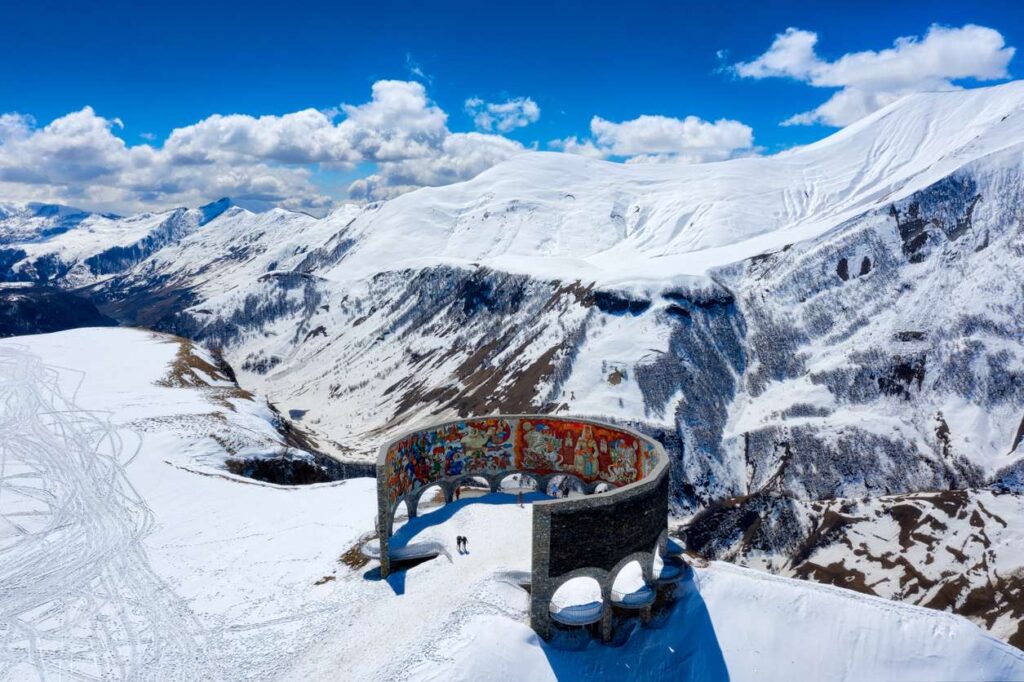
(375, 415), (670, 639)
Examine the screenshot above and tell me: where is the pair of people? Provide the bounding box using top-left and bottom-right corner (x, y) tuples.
(456, 535), (469, 553)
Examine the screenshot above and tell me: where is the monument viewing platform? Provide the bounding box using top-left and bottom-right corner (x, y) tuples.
(374, 415), (676, 640)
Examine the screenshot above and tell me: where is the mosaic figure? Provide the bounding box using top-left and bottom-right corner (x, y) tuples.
(603, 437), (636, 483)
(521, 420), (565, 471)
(640, 442), (657, 478)
(573, 425), (600, 479)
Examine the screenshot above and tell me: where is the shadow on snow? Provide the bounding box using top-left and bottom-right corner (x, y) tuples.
(541, 568), (729, 680)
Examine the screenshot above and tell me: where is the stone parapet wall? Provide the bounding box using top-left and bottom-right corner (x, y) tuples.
(374, 415), (669, 639)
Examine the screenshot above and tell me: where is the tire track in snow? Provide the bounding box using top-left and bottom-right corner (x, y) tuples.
(0, 344), (213, 680)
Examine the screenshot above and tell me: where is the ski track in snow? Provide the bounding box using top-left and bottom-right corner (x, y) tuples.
(0, 344), (212, 681)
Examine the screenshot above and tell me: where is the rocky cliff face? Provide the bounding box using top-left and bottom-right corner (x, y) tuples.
(715, 159), (1024, 503)
(674, 159), (1024, 644)
(681, 487), (1024, 648)
(0, 285), (116, 337)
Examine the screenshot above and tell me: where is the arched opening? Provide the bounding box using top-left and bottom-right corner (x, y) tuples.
(549, 576), (605, 628)
(610, 560), (654, 609)
(546, 474), (586, 499)
(390, 499), (410, 531)
(415, 483), (447, 516)
(499, 472), (537, 493)
(453, 475), (489, 501)
(593, 482), (614, 494)
(652, 547), (686, 584)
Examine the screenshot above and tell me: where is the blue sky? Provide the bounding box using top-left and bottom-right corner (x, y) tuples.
(0, 0), (1021, 213)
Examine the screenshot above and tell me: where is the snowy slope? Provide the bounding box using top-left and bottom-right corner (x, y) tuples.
(103, 203), (363, 313)
(691, 145), (1024, 504)
(0, 201), (107, 244)
(309, 83), (1024, 287)
(1, 329), (1020, 680)
(393, 562), (1024, 682)
(0, 198), (232, 286)
(0, 328), (379, 679)
(0, 327), (315, 473)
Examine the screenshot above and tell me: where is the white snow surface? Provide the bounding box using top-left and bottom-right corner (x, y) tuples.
(318, 83), (1024, 288)
(0, 328), (380, 679)
(2, 328), (1023, 680)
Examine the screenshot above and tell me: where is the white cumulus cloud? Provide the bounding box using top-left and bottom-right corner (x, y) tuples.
(551, 113), (754, 163)
(348, 132), (526, 201)
(0, 81), (529, 212)
(465, 96), (541, 132)
(734, 24), (1016, 126)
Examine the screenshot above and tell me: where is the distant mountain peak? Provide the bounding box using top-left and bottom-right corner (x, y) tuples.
(25, 202), (92, 219)
(198, 197), (234, 225)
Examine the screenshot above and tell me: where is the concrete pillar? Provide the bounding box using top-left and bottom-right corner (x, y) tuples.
(376, 471), (392, 579)
(377, 513), (391, 579)
(600, 607), (613, 643)
(406, 495), (418, 519)
(489, 476), (501, 493)
(443, 484), (454, 504)
(641, 554), (655, 584)
(530, 508), (553, 640)
(530, 591), (552, 641)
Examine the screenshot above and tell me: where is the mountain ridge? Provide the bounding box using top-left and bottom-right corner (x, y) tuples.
(1, 81), (1024, 646)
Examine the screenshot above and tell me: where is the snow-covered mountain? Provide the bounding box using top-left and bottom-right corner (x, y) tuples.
(3, 82), (1024, 650)
(0, 197), (232, 287)
(2, 328), (1021, 680)
(276, 81), (1024, 285)
(92, 82), (1024, 476)
(0, 202), (113, 244)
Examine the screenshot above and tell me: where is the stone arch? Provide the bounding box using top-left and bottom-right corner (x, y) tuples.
(540, 566), (611, 609)
(499, 471), (539, 492)
(548, 565), (612, 590)
(452, 474), (490, 498)
(546, 473), (587, 497)
(409, 482), (448, 518)
(547, 571), (609, 626)
(533, 474), (555, 495)
(608, 555), (657, 625)
(609, 550), (657, 587)
(389, 499), (410, 530)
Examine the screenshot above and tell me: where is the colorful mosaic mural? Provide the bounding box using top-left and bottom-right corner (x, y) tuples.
(516, 418), (650, 484)
(382, 417), (658, 507)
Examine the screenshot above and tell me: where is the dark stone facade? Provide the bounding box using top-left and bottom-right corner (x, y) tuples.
(547, 473), (669, 575)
